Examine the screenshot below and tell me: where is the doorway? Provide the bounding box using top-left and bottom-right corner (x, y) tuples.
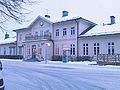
(32, 45), (36, 58)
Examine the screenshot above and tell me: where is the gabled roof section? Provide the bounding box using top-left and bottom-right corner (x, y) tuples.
(53, 16), (81, 23)
(80, 23), (120, 37)
(28, 16), (53, 28)
(13, 15), (96, 32)
(80, 25), (96, 35)
(13, 16), (53, 32)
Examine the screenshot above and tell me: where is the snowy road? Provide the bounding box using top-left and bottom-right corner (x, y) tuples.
(1, 60), (120, 90)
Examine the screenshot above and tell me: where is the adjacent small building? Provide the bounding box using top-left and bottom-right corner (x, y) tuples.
(79, 16), (120, 57)
(0, 33), (16, 56)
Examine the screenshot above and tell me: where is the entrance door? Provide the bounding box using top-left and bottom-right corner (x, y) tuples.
(32, 45), (36, 58)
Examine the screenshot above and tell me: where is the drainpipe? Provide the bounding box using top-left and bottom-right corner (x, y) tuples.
(75, 19), (79, 58)
(16, 32), (18, 55)
(51, 40), (54, 60)
(52, 24), (55, 60)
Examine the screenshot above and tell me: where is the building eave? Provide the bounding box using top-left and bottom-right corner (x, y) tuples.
(13, 28), (28, 32)
(53, 17), (96, 25)
(0, 41), (16, 45)
(79, 33), (120, 38)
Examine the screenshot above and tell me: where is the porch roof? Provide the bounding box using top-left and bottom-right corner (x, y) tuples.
(0, 37), (16, 45)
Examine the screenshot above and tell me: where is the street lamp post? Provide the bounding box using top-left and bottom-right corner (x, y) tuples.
(45, 43), (50, 64)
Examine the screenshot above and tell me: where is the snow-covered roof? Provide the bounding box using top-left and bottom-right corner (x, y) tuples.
(80, 23), (120, 37)
(0, 37), (16, 45)
(13, 15), (96, 32)
(52, 16), (81, 23)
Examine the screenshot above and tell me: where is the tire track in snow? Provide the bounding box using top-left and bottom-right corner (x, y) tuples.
(3, 65), (53, 90)
(2, 61), (108, 90)
(36, 67), (107, 90)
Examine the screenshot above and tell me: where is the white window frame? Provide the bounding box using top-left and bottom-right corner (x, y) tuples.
(71, 27), (75, 35)
(56, 29), (59, 36)
(94, 43), (100, 55)
(83, 44), (88, 55)
(63, 28), (67, 36)
(70, 44), (75, 55)
(108, 42), (114, 55)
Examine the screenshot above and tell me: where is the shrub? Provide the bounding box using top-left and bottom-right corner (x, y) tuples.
(0, 55), (23, 59)
(76, 56), (93, 61)
(51, 55), (62, 61)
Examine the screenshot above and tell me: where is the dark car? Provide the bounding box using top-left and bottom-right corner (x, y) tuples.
(0, 61), (4, 90)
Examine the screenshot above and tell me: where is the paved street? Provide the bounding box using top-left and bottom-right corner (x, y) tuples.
(1, 60), (120, 90)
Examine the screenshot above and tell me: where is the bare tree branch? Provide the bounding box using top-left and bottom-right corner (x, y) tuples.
(0, 0), (36, 30)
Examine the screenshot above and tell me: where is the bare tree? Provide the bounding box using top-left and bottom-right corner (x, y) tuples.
(0, 0), (35, 30)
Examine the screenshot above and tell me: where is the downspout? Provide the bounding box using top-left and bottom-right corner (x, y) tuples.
(51, 40), (54, 60)
(16, 32), (18, 55)
(52, 24), (55, 60)
(75, 19), (79, 58)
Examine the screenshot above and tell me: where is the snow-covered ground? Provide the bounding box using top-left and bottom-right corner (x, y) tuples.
(1, 59), (120, 90)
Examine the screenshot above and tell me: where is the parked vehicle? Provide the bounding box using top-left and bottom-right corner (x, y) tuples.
(0, 61), (4, 90)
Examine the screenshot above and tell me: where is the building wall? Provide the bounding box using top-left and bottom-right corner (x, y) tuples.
(17, 18), (53, 60)
(79, 34), (120, 56)
(15, 16), (95, 60)
(23, 41), (53, 60)
(30, 18), (53, 38)
(53, 20), (77, 56)
(53, 19), (92, 56)
(17, 19), (53, 44)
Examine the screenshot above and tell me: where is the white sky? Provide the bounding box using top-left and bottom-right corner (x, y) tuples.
(1, 0), (120, 39)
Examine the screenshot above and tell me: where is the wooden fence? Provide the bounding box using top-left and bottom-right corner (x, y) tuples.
(97, 54), (120, 65)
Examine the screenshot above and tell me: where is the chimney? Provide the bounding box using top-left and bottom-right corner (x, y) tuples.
(5, 32), (9, 39)
(45, 15), (50, 18)
(62, 10), (69, 17)
(110, 16), (115, 24)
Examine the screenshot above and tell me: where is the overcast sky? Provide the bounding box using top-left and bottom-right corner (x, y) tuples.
(1, 0), (120, 39)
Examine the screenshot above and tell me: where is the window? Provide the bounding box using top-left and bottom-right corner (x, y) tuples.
(56, 48), (59, 55)
(46, 30), (49, 33)
(19, 34), (22, 41)
(40, 31), (43, 37)
(9, 47), (16, 55)
(70, 44), (75, 55)
(38, 44), (42, 55)
(35, 32), (38, 36)
(38, 48), (42, 55)
(19, 46), (23, 55)
(63, 28), (67, 36)
(9, 47), (12, 55)
(83, 44), (88, 55)
(55, 45), (59, 55)
(71, 27), (75, 35)
(29, 33), (31, 35)
(94, 43), (100, 55)
(13, 47), (16, 55)
(27, 45), (30, 55)
(56, 29), (59, 36)
(4, 48), (6, 55)
(108, 42), (114, 55)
